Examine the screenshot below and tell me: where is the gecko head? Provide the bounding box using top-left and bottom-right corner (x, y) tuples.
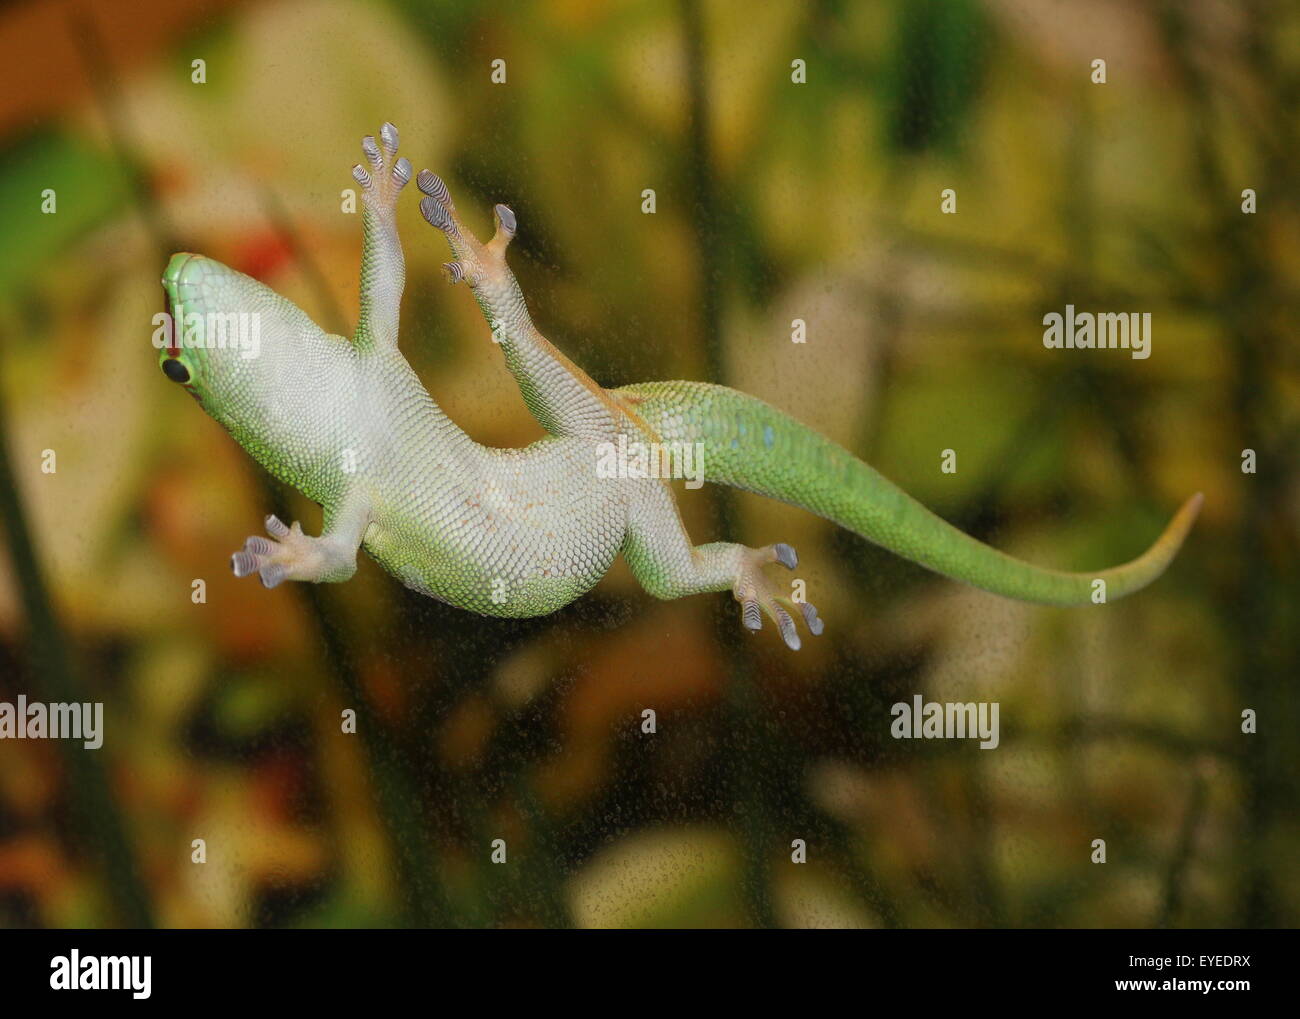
(159, 253), (263, 406)
(158, 252), (328, 436)
(159, 252), (272, 403)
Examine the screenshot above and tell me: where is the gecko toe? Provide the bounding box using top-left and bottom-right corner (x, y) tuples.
(265, 514), (290, 539)
(379, 122), (399, 157)
(773, 543), (798, 569)
(231, 550), (260, 578)
(772, 604), (801, 650)
(258, 562), (287, 589)
(416, 169), (452, 206)
(741, 599), (763, 631)
(392, 157), (412, 190)
(420, 196), (456, 235)
(799, 601), (824, 636)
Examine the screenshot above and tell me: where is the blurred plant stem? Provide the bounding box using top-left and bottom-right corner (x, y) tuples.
(0, 339), (153, 927)
(292, 560), (453, 928)
(1157, 759), (1211, 928)
(69, 9), (178, 253)
(679, 0), (778, 928)
(1160, 0), (1296, 928)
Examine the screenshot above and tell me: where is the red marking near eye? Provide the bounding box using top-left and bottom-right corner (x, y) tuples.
(163, 268), (191, 358)
(164, 297), (181, 356)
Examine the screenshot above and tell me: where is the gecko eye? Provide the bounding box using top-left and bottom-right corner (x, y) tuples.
(162, 359), (191, 383)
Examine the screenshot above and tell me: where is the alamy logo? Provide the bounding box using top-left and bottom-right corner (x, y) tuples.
(152, 303), (261, 359)
(0, 696), (102, 749)
(50, 950), (151, 999)
(890, 695), (1000, 749)
(1042, 304), (1151, 360)
(595, 434), (706, 489)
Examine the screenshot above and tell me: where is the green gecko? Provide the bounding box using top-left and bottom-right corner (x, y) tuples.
(158, 123), (1202, 650)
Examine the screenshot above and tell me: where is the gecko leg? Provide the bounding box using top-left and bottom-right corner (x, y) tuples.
(230, 496), (371, 588)
(351, 122), (412, 353)
(414, 171), (619, 439)
(621, 482), (823, 650)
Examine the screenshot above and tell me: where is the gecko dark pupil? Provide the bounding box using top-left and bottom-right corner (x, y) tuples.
(162, 359), (190, 383)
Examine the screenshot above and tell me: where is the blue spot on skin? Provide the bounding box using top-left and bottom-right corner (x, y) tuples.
(731, 438), (739, 449)
(763, 425), (775, 449)
(738, 420), (747, 436)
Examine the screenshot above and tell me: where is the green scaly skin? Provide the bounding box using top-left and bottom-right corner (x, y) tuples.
(158, 123), (1201, 650)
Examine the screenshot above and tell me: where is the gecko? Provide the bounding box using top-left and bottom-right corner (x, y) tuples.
(157, 123), (1202, 650)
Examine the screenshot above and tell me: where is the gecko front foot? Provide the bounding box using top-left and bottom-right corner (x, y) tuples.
(734, 543), (824, 651)
(351, 122), (412, 217)
(230, 515), (348, 588)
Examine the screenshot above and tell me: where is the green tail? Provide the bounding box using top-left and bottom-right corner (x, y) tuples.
(614, 381), (1201, 606)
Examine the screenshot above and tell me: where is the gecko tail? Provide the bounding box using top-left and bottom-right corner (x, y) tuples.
(612, 380), (1201, 606)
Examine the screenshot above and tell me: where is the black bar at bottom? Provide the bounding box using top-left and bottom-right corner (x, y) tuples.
(0, 929), (1283, 1006)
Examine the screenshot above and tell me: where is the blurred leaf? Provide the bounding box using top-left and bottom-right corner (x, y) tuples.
(882, 0), (989, 155)
(0, 131), (127, 299)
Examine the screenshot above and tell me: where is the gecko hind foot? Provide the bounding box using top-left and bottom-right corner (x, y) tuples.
(734, 543), (823, 650)
(351, 122), (411, 213)
(416, 171), (515, 285)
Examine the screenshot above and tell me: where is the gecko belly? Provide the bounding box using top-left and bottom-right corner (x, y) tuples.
(361, 447), (628, 617)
